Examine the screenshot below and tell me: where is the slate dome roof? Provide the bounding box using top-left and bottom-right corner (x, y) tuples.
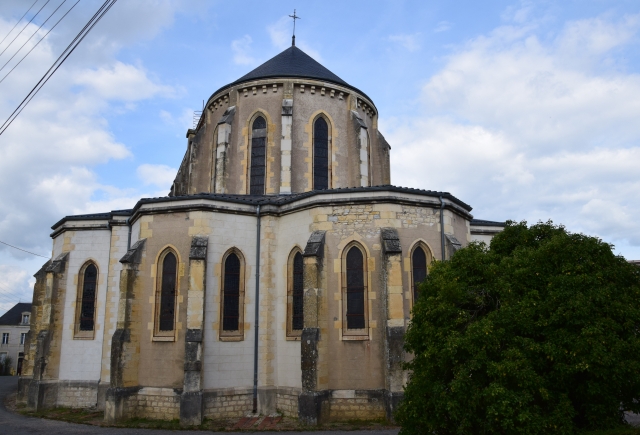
(209, 45), (373, 104)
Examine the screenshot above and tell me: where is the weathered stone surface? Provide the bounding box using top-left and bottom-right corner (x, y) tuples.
(298, 390), (330, 425)
(380, 228), (402, 254)
(189, 236), (208, 259)
(301, 328), (319, 391)
(303, 231), (325, 257)
(217, 106), (235, 125)
(119, 238), (146, 264)
(44, 252), (67, 273)
(180, 391), (203, 426)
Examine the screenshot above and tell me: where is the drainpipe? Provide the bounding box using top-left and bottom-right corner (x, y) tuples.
(252, 204), (261, 413)
(439, 196), (446, 261)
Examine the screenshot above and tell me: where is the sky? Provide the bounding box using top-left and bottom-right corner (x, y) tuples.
(0, 0), (639, 314)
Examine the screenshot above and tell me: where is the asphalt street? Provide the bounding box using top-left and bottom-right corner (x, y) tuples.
(0, 376), (400, 434)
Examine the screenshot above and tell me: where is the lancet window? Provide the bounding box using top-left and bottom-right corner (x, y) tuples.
(287, 249), (304, 337)
(343, 244), (368, 334)
(250, 116), (267, 195)
(158, 251), (177, 332)
(75, 262), (98, 337)
(412, 246), (428, 301)
(313, 117), (329, 190)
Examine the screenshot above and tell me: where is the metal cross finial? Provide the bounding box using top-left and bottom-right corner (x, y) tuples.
(289, 9), (300, 46)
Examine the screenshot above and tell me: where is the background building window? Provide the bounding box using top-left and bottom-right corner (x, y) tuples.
(345, 246), (366, 330)
(1, 333), (8, 345)
(313, 117), (329, 190)
(20, 333), (26, 345)
(79, 264), (98, 331)
(159, 252), (177, 331)
(222, 253), (241, 331)
(412, 246), (427, 301)
(21, 314), (29, 324)
(250, 116), (267, 195)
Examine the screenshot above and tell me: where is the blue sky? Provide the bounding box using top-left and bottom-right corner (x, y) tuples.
(0, 0), (639, 314)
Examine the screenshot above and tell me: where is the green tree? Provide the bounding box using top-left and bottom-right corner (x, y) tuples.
(396, 221), (640, 435)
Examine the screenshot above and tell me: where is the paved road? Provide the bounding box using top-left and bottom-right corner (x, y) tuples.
(0, 377), (400, 434)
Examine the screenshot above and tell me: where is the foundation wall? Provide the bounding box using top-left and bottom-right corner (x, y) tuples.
(203, 389), (254, 419)
(328, 390), (386, 421)
(56, 381), (99, 408)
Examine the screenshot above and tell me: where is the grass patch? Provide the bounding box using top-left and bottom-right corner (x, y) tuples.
(18, 406), (103, 425)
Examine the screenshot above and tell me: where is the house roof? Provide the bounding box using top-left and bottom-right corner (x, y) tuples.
(470, 219), (506, 227)
(209, 45), (374, 105)
(0, 302), (31, 325)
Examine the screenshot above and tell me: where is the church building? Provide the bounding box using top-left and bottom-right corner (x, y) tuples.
(17, 41), (503, 425)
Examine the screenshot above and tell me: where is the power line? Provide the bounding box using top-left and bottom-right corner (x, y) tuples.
(0, 0), (68, 74)
(0, 0), (51, 59)
(0, 0), (39, 47)
(0, 0), (80, 84)
(0, 0), (119, 136)
(0, 240), (49, 258)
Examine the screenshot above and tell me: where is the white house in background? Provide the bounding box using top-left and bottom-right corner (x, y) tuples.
(0, 302), (32, 375)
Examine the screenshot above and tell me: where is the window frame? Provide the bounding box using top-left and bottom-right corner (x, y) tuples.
(312, 114), (331, 190)
(20, 333), (26, 345)
(341, 242), (369, 339)
(74, 261), (99, 339)
(248, 114), (267, 195)
(154, 248), (179, 341)
(409, 241), (433, 309)
(1, 333), (9, 345)
(21, 313), (29, 325)
(219, 248), (246, 341)
(286, 247), (304, 339)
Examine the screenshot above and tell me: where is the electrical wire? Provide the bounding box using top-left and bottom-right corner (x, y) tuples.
(0, 0), (118, 136)
(0, 0), (51, 59)
(0, 0), (68, 74)
(0, 240), (49, 258)
(0, 0), (39, 47)
(0, 0), (80, 84)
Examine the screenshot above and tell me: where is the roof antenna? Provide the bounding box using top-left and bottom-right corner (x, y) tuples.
(289, 9), (300, 46)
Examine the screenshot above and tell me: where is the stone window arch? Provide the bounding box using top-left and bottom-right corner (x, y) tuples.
(313, 115), (331, 190)
(342, 242), (368, 336)
(249, 115), (267, 195)
(155, 248), (178, 337)
(410, 241), (433, 303)
(220, 248), (246, 340)
(287, 247), (304, 338)
(75, 261), (98, 339)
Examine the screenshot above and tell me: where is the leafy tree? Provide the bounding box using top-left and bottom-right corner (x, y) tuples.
(396, 221), (640, 435)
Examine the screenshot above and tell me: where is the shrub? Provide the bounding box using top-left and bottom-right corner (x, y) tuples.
(396, 221), (640, 435)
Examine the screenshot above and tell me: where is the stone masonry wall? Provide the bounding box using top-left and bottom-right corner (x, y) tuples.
(56, 381), (99, 408)
(203, 390), (253, 419)
(124, 388), (180, 420)
(276, 388), (300, 417)
(328, 390), (385, 421)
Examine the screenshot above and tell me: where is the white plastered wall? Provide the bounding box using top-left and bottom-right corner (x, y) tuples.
(58, 229), (112, 381)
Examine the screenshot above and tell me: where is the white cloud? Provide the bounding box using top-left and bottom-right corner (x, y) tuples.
(387, 13), (640, 256)
(434, 21), (451, 33)
(231, 35), (255, 65)
(137, 164), (177, 189)
(0, 264), (33, 315)
(388, 33), (422, 51)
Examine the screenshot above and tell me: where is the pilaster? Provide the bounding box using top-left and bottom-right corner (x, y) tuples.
(105, 239), (146, 423)
(380, 228), (405, 421)
(214, 106), (235, 194)
(180, 236), (208, 426)
(299, 231), (329, 425)
(280, 99), (293, 194)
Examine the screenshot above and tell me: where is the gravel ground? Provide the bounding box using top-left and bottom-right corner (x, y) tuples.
(0, 377), (401, 434)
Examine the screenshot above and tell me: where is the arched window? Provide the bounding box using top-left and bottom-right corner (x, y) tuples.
(75, 262), (98, 337)
(343, 245), (367, 334)
(250, 116), (267, 195)
(222, 252), (242, 334)
(313, 117), (329, 190)
(412, 246), (428, 301)
(158, 252), (177, 332)
(287, 250), (304, 337)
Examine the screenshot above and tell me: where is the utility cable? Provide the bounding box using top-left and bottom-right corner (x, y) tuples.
(0, 0), (80, 84)
(0, 0), (51, 59)
(0, 240), (49, 258)
(0, 0), (68, 74)
(0, 0), (39, 47)
(0, 0), (118, 136)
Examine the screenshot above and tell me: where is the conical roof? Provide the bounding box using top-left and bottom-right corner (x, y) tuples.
(209, 45), (373, 103)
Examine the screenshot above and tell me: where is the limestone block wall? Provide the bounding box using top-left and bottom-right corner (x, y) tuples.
(276, 387), (301, 417)
(56, 381), (99, 408)
(203, 388), (254, 419)
(328, 390), (386, 421)
(125, 388), (180, 420)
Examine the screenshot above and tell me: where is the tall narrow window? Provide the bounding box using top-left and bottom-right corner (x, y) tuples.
(223, 253), (241, 331)
(159, 253), (177, 331)
(412, 247), (427, 301)
(287, 251), (304, 336)
(345, 246), (366, 330)
(79, 264), (98, 331)
(313, 117), (329, 190)
(250, 116), (267, 195)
